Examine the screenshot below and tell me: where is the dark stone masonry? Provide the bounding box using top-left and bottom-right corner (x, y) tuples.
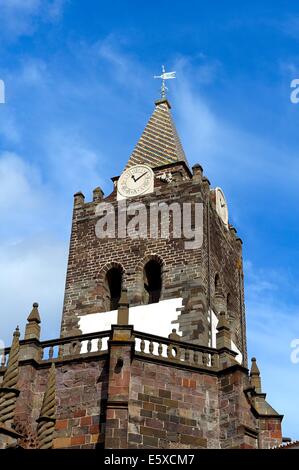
(0, 97), (283, 449)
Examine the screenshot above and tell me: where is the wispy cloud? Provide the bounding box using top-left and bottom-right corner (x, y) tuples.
(43, 130), (105, 195)
(278, 15), (299, 40)
(0, 236), (67, 345)
(174, 59), (281, 183)
(245, 263), (299, 439)
(0, 0), (67, 40)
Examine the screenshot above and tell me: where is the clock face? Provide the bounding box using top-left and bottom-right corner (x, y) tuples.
(215, 187), (228, 226)
(117, 165), (154, 199)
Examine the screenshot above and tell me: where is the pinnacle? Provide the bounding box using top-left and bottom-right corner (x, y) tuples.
(126, 100), (189, 169)
(13, 326), (20, 338)
(27, 302), (41, 324)
(250, 357), (260, 376)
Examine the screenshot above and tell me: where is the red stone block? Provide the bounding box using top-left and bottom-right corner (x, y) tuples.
(90, 424), (100, 434)
(74, 409), (86, 418)
(189, 379), (196, 389)
(182, 378), (189, 388)
(71, 436), (85, 446)
(80, 416), (92, 426)
(56, 419), (68, 430)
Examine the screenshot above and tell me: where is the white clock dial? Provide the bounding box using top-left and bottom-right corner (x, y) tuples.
(215, 187), (228, 227)
(117, 165), (154, 200)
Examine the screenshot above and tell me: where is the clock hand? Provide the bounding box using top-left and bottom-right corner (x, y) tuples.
(131, 175), (137, 182)
(134, 172), (147, 182)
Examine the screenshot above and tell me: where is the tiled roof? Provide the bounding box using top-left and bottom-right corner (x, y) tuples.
(126, 99), (189, 169)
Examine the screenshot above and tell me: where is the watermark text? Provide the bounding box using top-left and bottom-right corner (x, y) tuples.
(95, 200), (203, 250)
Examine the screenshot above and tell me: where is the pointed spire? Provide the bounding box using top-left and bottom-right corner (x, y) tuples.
(117, 288), (129, 325)
(126, 100), (189, 169)
(27, 302), (41, 324)
(25, 303), (41, 341)
(250, 357), (262, 393)
(0, 327), (20, 424)
(37, 363), (56, 449)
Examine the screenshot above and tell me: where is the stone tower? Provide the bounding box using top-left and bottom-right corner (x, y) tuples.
(60, 98), (247, 366)
(0, 94), (284, 450)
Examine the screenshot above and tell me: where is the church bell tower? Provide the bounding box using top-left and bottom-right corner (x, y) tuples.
(0, 77), (284, 451)
(60, 94), (247, 366)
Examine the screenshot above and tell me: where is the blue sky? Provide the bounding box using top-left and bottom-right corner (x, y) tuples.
(0, 0), (299, 439)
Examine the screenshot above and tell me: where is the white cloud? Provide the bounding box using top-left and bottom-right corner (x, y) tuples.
(0, 0), (67, 40)
(95, 35), (148, 94)
(0, 152), (41, 212)
(20, 58), (48, 85)
(0, 236), (67, 346)
(174, 70), (281, 185)
(0, 114), (21, 143)
(244, 261), (299, 439)
(43, 130), (105, 197)
(247, 299), (299, 440)
(0, 146), (103, 345)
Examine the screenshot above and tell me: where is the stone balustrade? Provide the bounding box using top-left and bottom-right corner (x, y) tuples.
(134, 330), (219, 369)
(40, 330), (111, 362)
(0, 328), (219, 370)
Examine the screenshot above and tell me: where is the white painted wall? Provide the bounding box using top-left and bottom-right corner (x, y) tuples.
(79, 300), (242, 364)
(79, 297), (183, 339)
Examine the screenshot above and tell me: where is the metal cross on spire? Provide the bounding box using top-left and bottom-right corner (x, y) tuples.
(154, 65), (176, 99)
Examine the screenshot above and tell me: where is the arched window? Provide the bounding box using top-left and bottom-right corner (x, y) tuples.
(143, 259), (162, 304)
(105, 267), (122, 310)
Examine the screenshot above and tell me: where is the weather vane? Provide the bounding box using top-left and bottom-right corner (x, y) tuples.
(154, 65), (176, 99)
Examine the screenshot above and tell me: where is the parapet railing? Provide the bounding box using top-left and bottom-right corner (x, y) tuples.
(40, 330), (111, 362)
(134, 330), (219, 369)
(0, 328), (219, 370)
(0, 330), (111, 367)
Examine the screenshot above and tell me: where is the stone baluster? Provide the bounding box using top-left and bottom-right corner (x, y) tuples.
(149, 341), (154, 355)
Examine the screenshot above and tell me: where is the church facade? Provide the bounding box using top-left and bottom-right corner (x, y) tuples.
(0, 96), (283, 449)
